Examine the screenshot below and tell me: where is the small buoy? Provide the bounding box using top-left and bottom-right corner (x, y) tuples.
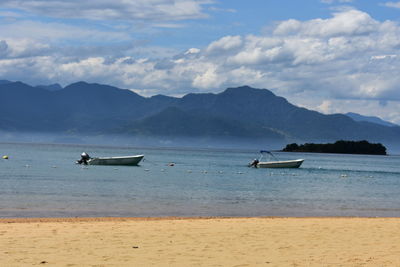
(2, 155), (8, 159)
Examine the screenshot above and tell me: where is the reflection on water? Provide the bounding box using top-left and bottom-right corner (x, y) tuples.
(1, 142), (400, 217)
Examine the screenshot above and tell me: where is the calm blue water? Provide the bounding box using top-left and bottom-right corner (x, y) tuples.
(1, 142), (400, 218)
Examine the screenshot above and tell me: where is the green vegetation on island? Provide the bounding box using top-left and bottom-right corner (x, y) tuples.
(282, 140), (387, 155)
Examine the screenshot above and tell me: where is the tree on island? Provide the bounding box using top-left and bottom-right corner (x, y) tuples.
(282, 140), (387, 155)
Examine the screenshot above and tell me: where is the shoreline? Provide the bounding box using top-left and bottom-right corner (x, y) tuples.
(1, 215), (400, 223)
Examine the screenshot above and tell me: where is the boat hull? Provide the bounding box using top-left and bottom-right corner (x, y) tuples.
(257, 159), (304, 168)
(88, 155), (144, 166)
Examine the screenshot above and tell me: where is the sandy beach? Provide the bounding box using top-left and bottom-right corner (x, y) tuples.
(1, 217), (399, 266)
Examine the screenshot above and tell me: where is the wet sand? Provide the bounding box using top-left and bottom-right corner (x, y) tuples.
(1, 217), (400, 266)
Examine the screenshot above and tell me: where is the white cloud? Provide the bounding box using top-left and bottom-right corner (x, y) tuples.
(185, 48), (201, 55)
(273, 19), (301, 35)
(370, 54), (397, 60)
(192, 64), (225, 89)
(274, 10), (378, 37)
(208, 7), (236, 13)
(317, 100), (334, 114)
(321, 0), (354, 4)
(0, 10), (23, 19)
(0, 0), (211, 22)
(206, 35), (243, 53)
(383, 1), (400, 8)
(0, 20), (131, 46)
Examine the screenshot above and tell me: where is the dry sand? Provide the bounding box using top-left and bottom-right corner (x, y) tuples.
(1, 217), (400, 266)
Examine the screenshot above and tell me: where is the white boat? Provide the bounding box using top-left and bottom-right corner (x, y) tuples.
(249, 150), (304, 168)
(256, 159), (304, 168)
(88, 155), (144, 166)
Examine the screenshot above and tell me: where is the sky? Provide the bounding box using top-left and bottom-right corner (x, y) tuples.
(1, 0), (400, 124)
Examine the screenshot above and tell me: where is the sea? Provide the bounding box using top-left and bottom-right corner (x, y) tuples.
(1, 142), (400, 218)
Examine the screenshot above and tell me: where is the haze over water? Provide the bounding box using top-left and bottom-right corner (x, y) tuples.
(1, 142), (399, 218)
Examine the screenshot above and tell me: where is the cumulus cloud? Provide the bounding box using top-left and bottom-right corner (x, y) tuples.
(1, 8), (400, 123)
(206, 35), (243, 54)
(192, 64), (224, 89)
(0, 0), (211, 22)
(274, 10), (378, 37)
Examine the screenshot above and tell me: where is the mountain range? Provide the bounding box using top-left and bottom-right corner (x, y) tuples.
(0, 80), (399, 150)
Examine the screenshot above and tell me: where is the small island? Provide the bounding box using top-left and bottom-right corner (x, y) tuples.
(282, 140), (387, 155)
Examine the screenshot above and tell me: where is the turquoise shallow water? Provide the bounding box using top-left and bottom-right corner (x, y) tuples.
(1, 142), (400, 218)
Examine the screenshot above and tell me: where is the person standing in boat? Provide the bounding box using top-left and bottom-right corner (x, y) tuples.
(77, 152), (90, 165)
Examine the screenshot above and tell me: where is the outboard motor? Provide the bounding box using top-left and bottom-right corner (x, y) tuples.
(249, 158), (259, 168)
(77, 152), (90, 165)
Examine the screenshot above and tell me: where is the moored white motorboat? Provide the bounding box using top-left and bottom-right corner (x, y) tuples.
(256, 158), (304, 168)
(249, 150), (304, 168)
(88, 155), (144, 166)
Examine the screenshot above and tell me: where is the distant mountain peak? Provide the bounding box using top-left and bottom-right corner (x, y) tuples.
(71, 81), (89, 86)
(229, 85), (254, 90)
(222, 85), (276, 97)
(346, 112), (398, 127)
(0, 80), (33, 90)
(65, 81), (124, 92)
(65, 81), (95, 89)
